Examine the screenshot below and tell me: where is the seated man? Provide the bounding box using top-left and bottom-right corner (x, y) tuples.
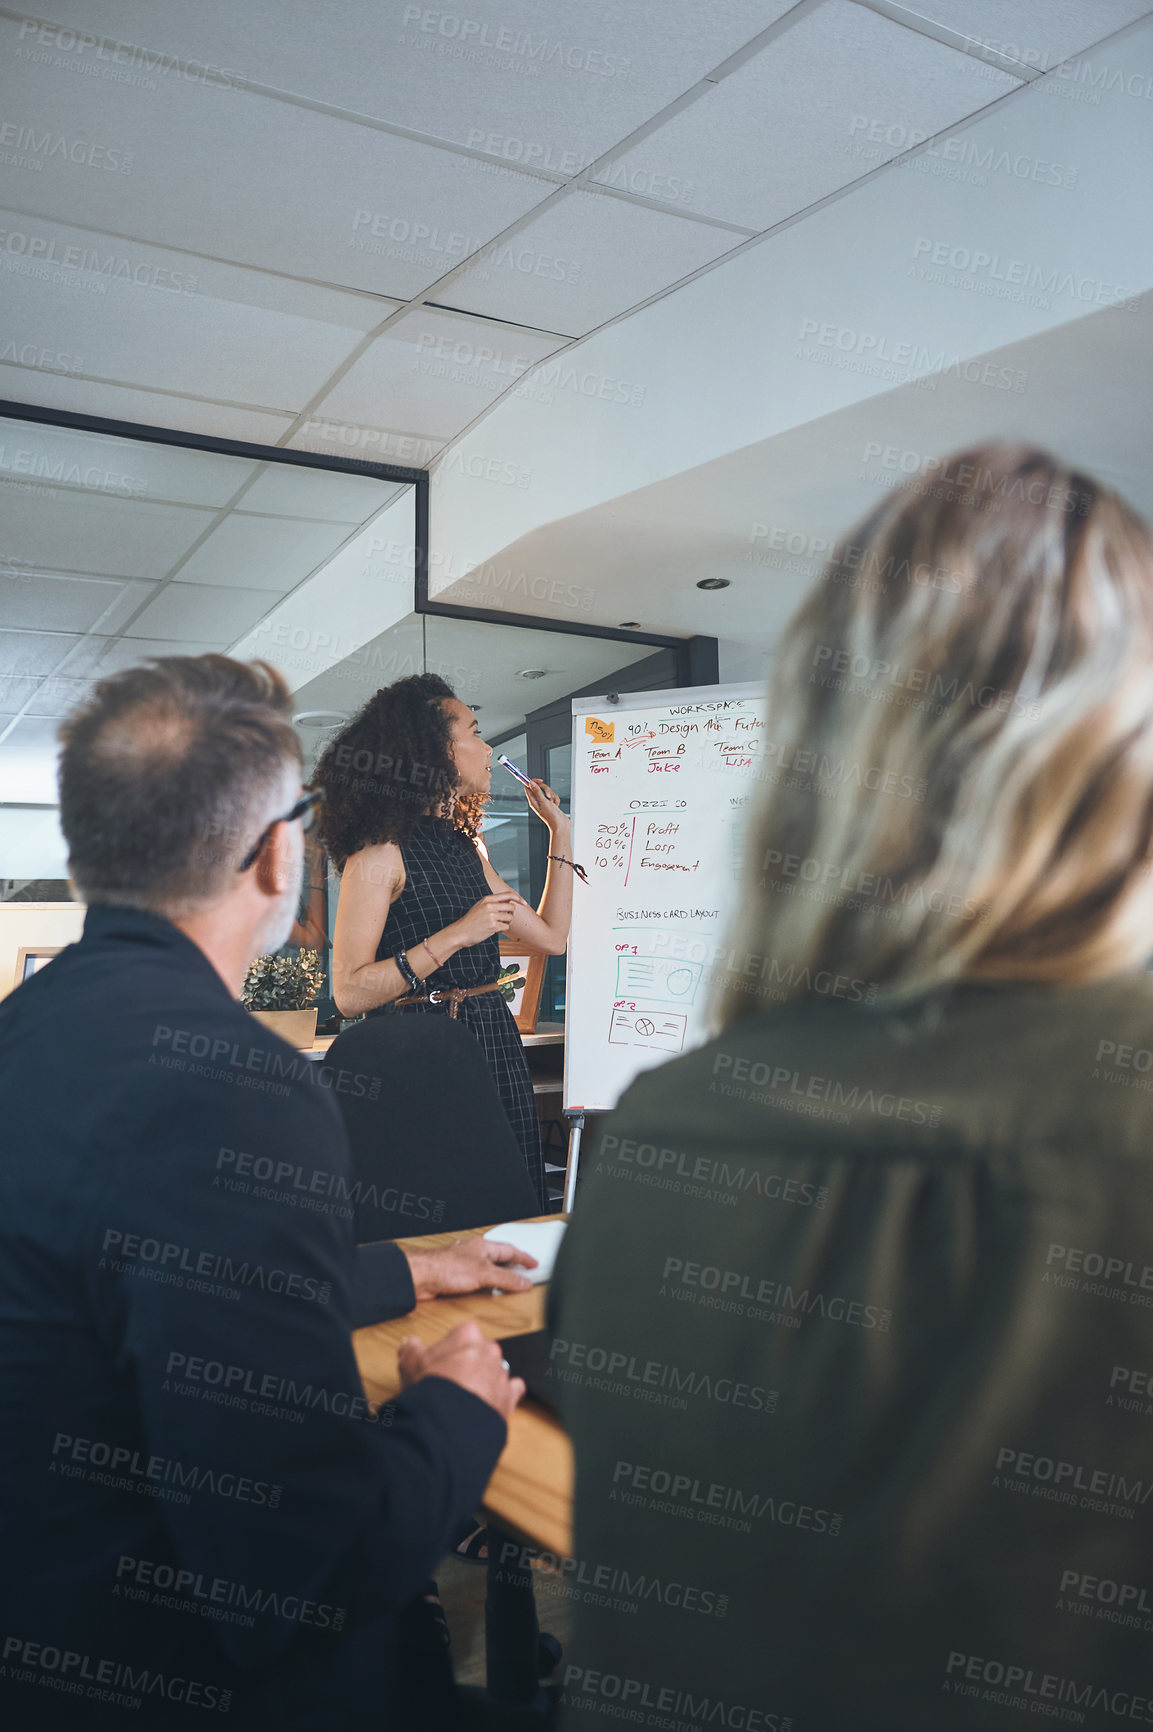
(356, 1222), (539, 1330)
(0, 653), (532, 1730)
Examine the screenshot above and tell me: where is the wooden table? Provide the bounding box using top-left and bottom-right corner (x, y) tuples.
(352, 1216), (574, 1558)
(519, 1023), (565, 1048)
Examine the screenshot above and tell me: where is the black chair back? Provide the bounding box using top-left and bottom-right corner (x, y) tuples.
(324, 1013), (540, 1241)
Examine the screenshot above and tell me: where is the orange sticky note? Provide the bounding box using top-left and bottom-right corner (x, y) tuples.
(585, 717), (614, 742)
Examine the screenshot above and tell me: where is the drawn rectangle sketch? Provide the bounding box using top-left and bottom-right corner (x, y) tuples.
(614, 954), (703, 1006)
(607, 1009), (687, 1053)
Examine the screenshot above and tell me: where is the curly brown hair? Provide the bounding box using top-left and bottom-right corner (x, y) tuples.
(314, 673), (487, 871)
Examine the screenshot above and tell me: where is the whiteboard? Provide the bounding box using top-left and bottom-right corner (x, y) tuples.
(563, 682), (768, 1113)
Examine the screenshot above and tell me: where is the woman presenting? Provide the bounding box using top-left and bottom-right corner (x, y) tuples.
(315, 673), (574, 1210)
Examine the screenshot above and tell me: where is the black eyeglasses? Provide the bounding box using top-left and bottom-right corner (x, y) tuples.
(238, 790), (323, 873)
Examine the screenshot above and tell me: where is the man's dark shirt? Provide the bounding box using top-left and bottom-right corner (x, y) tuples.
(0, 905), (505, 1729)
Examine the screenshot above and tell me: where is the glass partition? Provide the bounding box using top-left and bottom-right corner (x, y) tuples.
(0, 408), (417, 915)
(0, 404), (703, 1030)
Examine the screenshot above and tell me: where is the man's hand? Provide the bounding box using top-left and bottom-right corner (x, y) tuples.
(398, 1321), (525, 1420)
(406, 1237), (538, 1303)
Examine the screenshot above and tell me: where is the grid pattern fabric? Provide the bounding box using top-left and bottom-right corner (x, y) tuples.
(373, 815), (546, 1208)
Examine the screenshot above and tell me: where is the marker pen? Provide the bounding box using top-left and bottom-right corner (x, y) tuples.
(499, 756), (588, 883)
(497, 754), (536, 789)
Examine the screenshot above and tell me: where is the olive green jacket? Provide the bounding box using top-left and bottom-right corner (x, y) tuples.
(551, 972), (1153, 1731)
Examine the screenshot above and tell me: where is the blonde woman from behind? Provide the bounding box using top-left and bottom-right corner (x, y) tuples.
(552, 446), (1153, 1732)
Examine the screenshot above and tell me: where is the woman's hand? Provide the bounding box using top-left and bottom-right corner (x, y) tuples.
(449, 892), (525, 948)
(524, 777), (569, 834)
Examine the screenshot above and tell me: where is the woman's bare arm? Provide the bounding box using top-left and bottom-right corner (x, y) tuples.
(479, 850), (571, 955)
(332, 844), (462, 1018)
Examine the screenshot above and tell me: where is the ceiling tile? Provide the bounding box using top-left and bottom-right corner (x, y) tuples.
(18, 0), (802, 161)
(174, 514), (354, 589)
(0, 210), (392, 412)
(0, 574), (151, 634)
(597, 0), (1019, 230)
(237, 465), (408, 522)
(124, 582), (276, 640)
(315, 306), (566, 437)
(94, 636), (231, 670)
(25, 672), (100, 717)
(0, 416), (258, 507)
(0, 22), (547, 299)
(285, 421), (443, 469)
(0, 372), (296, 446)
(0, 675), (41, 711)
(227, 489), (418, 681)
(884, 0), (1153, 67)
(0, 487), (210, 579)
(0, 632), (118, 682)
(445, 189), (743, 334)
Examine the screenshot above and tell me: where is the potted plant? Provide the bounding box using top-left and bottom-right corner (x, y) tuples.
(241, 948), (325, 1049)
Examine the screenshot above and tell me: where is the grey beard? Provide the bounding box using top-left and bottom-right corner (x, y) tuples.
(262, 854), (306, 955)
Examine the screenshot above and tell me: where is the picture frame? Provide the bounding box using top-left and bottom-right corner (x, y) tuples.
(498, 939), (546, 1035)
(14, 946), (62, 988)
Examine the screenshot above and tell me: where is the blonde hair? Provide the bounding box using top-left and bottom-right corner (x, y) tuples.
(717, 444), (1153, 1027)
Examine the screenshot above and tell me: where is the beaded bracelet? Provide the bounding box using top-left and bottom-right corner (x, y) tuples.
(547, 852), (590, 884)
(395, 949), (420, 991)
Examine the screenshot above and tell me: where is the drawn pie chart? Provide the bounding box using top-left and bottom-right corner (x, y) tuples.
(635, 1017), (655, 1036)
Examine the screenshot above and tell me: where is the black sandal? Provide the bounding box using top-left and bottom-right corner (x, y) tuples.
(453, 1523), (489, 1564)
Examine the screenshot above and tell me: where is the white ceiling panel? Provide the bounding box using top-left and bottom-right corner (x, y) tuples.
(0, 212), (390, 411)
(880, 0), (1153, 66)
(0, 488), (210, 578)
(0, 574), (148, 634)
(315, 306), (565, 437)
(0, 416), (256, 507)
(174, 514), (352, 589)
(227, 488), (419, 682)
(0, 676), (42, 712)
(444, 189), (742, 335)
(0, 373), (296, 446)
(94, 635), (232, 670)
(238, 465), (408, 521)
(0, 631), (110, 678)
(599, 0), (1019, 231)
(26, 673), (100, 717)
(22, 0), (803, 162)
(284, 422), (442, 468)
(0, 23), (546, 299)
(124, 581), (276, 640)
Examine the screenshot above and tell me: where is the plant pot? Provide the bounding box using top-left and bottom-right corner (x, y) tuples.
(250, 1007), (318, 1049)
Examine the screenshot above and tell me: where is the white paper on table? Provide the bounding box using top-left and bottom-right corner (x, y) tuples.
(483, 1219), (567, 1284)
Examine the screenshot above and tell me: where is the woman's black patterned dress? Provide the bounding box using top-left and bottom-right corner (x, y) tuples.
(372, 814), (546, 1209)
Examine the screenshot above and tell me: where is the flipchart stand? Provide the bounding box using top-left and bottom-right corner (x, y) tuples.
(562, 1111), (584, 1213)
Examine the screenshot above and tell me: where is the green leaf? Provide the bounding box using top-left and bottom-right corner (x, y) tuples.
(240, 946), (324, 1010)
